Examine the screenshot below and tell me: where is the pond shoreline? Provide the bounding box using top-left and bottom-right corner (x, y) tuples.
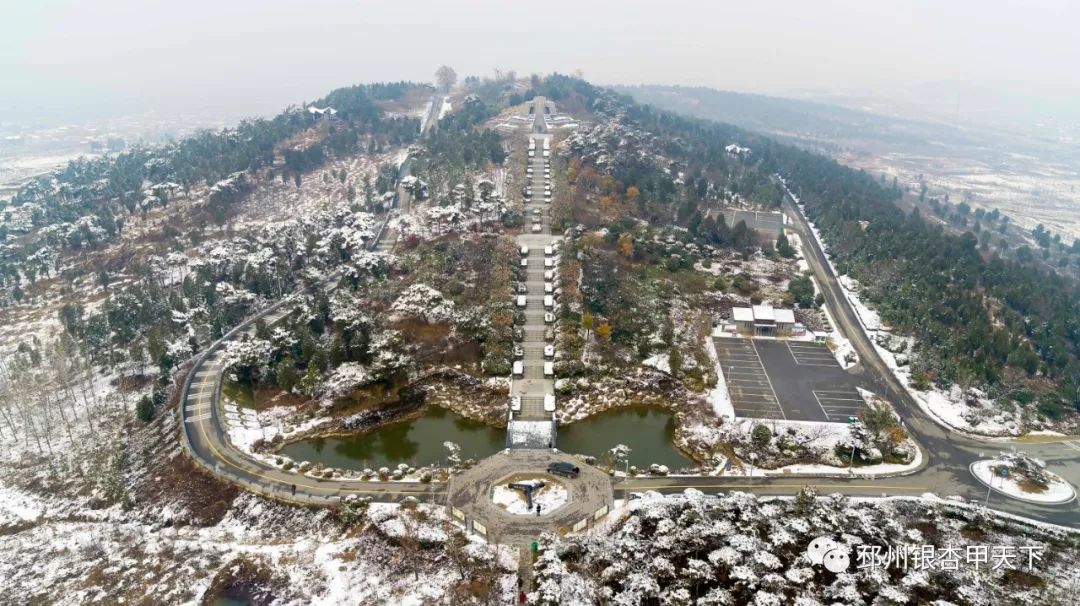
(258, 365), (717, 471)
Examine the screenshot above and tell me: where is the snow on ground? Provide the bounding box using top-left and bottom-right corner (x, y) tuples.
(418, 97), (437, 132)
(641, 352), (671, 373)
(719, 418), (918, 476)
(703, 336), (734, 420)
(507, 421), (553, 447)
(224, 403), (331, 456)
(0, 491), (512, 605)
(533, 488), (1080, 606)
(0, 484), (45, 529)
(492, 480), (568, 515)
(971, 459), (1076, 505)
(838, 275), (882, 331)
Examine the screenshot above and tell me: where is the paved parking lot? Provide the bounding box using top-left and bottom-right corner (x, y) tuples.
(722, 209), (784, 235)
(714, 337), (869, 423)
(713, 338), (785, 420)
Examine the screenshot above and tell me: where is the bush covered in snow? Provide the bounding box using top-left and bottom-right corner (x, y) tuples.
(530, 490), (1080, 605)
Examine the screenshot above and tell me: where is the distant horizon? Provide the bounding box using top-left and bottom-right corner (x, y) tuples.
(2, 74), (1063, 138)
(4, 0), (1077, 131)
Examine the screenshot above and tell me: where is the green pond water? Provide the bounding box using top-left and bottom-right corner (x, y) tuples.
(279, 406), (505, 469)
(556, 406), (694, 469)
(280, 405), (693, 470)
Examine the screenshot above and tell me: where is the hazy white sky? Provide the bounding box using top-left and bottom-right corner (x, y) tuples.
(3, 0), (1077, 124)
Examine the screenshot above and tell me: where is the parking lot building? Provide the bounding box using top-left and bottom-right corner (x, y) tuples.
(732, 304), (795, 336)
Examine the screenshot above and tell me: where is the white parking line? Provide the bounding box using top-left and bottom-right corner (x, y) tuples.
(749, 339), (785, 420)
(814, 389), (862, 394)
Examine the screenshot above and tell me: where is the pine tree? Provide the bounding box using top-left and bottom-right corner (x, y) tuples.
(136, 394), (155, 422)
(275, 356), (299, 392)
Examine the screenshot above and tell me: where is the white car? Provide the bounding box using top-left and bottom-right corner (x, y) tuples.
(532, 207), (541, 216)
(520, 245), (529, 256)
(544, 245), (554, 256)
(544, 344), (555, 358)
(516, 295), (526, 307)
(532, 223), (542, 233)
(543, 395), (556, 412)
(543, 295), (554, 309)
(520, 259), (528, 268)
(544, 258), (555, 268)
(544, 361), (554, 377)
(544, 312), (555, 324)
(544, 282), (553, 294)
(513, 361), (524, 376)
(510, 396), (522, 412)
(544, 270), (554, 281)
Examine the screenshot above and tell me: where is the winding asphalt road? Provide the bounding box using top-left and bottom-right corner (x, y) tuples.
(179, 98), (448, 506)
(177, 110), (1079, 529)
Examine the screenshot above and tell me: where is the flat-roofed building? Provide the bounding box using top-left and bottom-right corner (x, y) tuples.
(731, 304), (795, 337)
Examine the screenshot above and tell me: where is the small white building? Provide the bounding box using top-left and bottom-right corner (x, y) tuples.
(731, 304), (795, 336)
(307, 106), (338, 120)
(725, 143), (751, 157)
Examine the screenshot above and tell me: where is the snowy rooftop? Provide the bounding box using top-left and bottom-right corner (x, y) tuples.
(751, 304), (775, 322)
(734, 305), (795, 324)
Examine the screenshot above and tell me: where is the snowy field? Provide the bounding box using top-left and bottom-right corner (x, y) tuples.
(0, 487), (514, 605)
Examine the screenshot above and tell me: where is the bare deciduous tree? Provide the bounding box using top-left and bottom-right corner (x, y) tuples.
(435, 65), (457, 93)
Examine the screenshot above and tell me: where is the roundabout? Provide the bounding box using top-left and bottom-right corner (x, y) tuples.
(969, 459), (1077, 505)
